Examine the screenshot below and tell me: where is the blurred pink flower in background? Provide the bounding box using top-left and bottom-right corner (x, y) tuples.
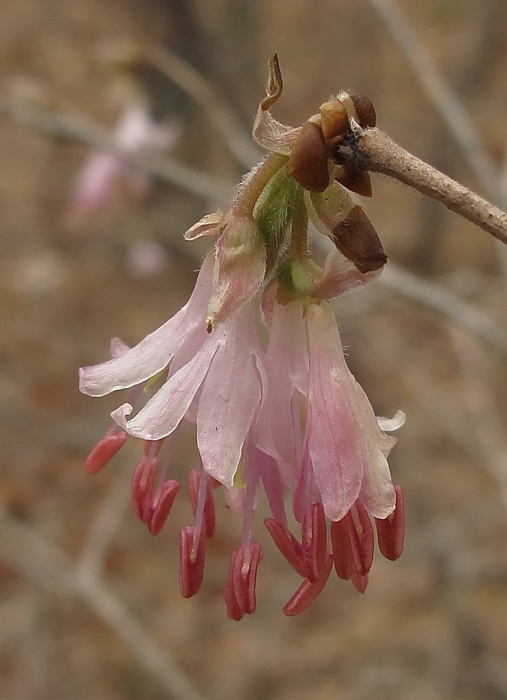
(68, 102), (180, 223)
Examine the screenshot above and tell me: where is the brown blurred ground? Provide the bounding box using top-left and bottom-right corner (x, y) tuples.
(1, 1), (507, 699)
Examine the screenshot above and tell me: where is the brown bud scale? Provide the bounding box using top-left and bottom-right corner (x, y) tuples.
(288, 121), (331, 192)
(332, 206), (386, 272)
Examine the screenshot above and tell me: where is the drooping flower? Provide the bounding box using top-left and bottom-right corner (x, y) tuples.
(80, 55), (405, 619)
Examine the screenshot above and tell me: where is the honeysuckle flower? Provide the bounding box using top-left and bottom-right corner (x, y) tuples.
(250, 288), (404, 615)
(80, 55), (405, 619)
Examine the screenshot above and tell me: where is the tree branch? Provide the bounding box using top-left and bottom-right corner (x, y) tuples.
(354, 127), (507, 246)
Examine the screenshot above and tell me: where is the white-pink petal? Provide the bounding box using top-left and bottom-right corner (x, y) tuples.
(197, 304), (263, 487)
(79, 253), (214, 397)
(206, 217), (266, 329)
(306, 302), (396, 520)
(111, 328), (223, 440)
(305, 303), (363, 520)
(254, 300), (308, 487)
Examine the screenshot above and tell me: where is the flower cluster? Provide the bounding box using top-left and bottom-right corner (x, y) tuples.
(79, 56), (405, 619)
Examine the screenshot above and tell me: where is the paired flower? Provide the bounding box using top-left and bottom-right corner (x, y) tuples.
(79, 56), (405, 619)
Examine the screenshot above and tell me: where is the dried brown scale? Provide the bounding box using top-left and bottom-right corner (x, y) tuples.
(288, 121), (331, 192)
(332, 206), (387, 273)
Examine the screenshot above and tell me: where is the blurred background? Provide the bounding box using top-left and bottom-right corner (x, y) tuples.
(1, 1), (507, 698)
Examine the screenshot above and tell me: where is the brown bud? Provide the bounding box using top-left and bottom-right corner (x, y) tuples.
(332, 205), (386, 272)
(335, 167), (372, 197)
(319, 97), (349, 140)
(288, 121), (331, 192)
(346, 92), (376, 127)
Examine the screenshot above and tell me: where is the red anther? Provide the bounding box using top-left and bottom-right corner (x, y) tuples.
(130, 456), (157, 521)
(232, 542), (262, 616)
(345, 501), (374, 576)
(264, 518), (306, 577)
(148, 479), (180, 535)
(84, 431), (127, 475)
(188, 469), (216, 537)
(375, 484), (405, 561)
(330, 518), (354, 580)
(225, 551), (243, 621)
(179, 525), (205, 598)
(302, 503), (327, 582)
(282, 555), (333, 617)
(351, 569), (369, 594)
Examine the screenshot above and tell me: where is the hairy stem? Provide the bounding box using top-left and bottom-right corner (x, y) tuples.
(232, 152), (288, 217)
(356, 128), (507, 246)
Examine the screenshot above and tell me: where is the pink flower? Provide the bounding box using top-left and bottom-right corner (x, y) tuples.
(251, 292), (404, 615)
(80, 55), (406, 619)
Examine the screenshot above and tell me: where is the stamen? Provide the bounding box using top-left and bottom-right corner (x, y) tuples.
(330, 518), (354, 580)
(302, 502), (327, 582)
(179, 525), (205, 598)
(225, 550), (243, 621)
(351, 569), (369, 594)
(232, 541), (262, 616)
(84, 430), (127, 474)
(293, 446), (313, 523)
(282, 555), (333, 616)
(264, 518), (306, 577)
(189, 469), (216, 538)
(346, 501), (374, 576)
(375, 484), (405, 561)
(259, 454), (287, 527)
(130, 456), (157, 521)
(148, 479), (179, 535)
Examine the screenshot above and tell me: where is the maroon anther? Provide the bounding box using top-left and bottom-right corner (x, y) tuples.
(330, 518), (354, 580)
(131, 456), (157, 520)
(225, 551), (243, 621)
(351, 569), (369, 594)
(225, 542), (263, 620)
(148, 479), (180, 535)
(302, 503), (328, 582)
(179, 525), (205, 598)
(375, 484), (405, 561)
(264, 518), (306, 577)
(345, 501), (374, 576)
(188, 469), (216, 537)
(283, 555), (333, 617)
(84, 431), (127, 474)
(131, 456), (179, 533)
(231, 542), (263, 616)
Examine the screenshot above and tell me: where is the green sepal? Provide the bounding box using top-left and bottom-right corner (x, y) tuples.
(254, 161), (302, 269)
(275, 257), (324, 303)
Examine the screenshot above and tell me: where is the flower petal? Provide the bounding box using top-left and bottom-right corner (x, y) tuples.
(197, 305), (263, 486)
(184, 210), (226, 241)
(254, 300), (308, 486)
(206, 217), (266, 330)
(305, 303), (363, 520)
(111, 328), (223, 440)
(306, 302), (396, 519)
(79, 253), (214, 397)
(311, 251), (383, 300)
